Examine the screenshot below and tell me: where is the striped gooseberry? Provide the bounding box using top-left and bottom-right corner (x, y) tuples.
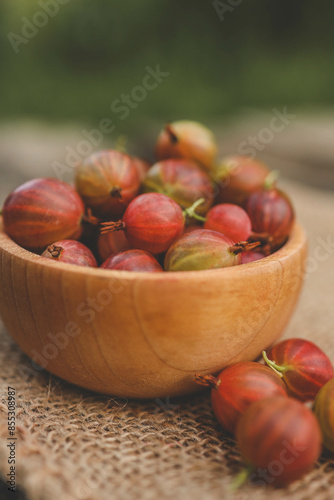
(246, 187), (295, 250)
(263, 338), (334, 401)
(142, 159), (214, 215)
(164, 229), (259, 272)
(215, 155), (271, 206)
(195, 362), (287, 435)
(75, 150), (141, 219)
(2, 178), (85, 251)
(155, 120), (218, 171)
(236, 397), (322, 486)
(100, 193), (185, 255)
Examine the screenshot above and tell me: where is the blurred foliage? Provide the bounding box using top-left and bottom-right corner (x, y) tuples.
(1, 0), (334, 128)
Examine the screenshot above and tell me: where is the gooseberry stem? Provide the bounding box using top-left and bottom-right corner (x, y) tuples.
(183, 198), (206, 222)
(248, 232), (273, 256)
(264, 170), (279, 190)
(82, 209), (100, 226)
(262, 350), (287, 377)
(229, 240), (261, 255)
(194, 374), (221, 390)
(230, 465), (255, 491)
(100, 220), (126, 234)
(249, 231), (272, 243)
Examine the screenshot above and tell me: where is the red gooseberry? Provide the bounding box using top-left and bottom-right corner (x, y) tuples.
(263, 338), (334, 401)
(236, 397), (322, 486)
(2, 178), (85, 251)
(142, 159), (214, 215)
(75, 150), (141, 219)
(214, 155), (271, 206)
(101, 249), (163, 273)
(204, 203), (252, 242)
(164, 229), (260, 272)
(97, 230), (130, 262)
(195, 362), (287, 435)
(246, 187), (295, 250)
(313, 378), (334, 452)
(41, 240), (97, 267)
(155, 120), (218, 171)
(241, 251), (266, 264)
(100, 193), (185, 255)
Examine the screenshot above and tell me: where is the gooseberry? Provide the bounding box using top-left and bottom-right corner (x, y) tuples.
(2, 178), (85, 251)
(241, 251), (266, 264)
(246, 187), (295, 250)
(100, 193), (185, 255)
(215, 155), (271, 206)
(164, 229), (260, 272)
(142, 159), (214, 215)
(155, 120), (218, 171)
(204, 203), (252, 242)
(236, 397), (322, 486)
(97, 231), (130, 262)
(263, 338), (334, 401)
(101, 249), (163, 272)
(313, 378), (334, 453)
(41, 240), (97, 267)
(75, 150), (141, 219)
(195, 362), (287, 435)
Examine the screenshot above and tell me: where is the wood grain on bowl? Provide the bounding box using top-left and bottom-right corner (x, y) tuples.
(0, 219), (307, 398)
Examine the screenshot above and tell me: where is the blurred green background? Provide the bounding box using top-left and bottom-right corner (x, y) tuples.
(1, 0), (334, 129)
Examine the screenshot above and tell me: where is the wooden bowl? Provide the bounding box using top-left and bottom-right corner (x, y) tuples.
(0, 221), (307, 398)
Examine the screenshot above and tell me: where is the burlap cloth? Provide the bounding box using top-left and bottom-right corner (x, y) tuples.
(0, 179), (333, 500)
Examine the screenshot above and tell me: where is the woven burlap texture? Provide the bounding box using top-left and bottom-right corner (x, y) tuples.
(0, 179), (334, 500)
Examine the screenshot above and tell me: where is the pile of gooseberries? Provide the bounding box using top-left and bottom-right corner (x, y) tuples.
(1, 120), (295, 272)
(1, 120), (332, 489)
(196, 337), (334, 488)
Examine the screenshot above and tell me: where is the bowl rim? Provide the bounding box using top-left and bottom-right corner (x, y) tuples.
(0, 219), (306, 282)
